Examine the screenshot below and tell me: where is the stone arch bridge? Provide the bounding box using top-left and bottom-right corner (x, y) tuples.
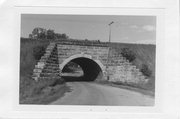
(32, 40), (148, 85)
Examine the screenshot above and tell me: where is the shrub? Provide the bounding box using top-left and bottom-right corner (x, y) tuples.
(141, 64), (152, 77)
(31, 77), (64, 96)
(121, 48), (136, 62)
(33, 45), (46, 60)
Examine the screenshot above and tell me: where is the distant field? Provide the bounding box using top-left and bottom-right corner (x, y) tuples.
(111, 42), (156, 91)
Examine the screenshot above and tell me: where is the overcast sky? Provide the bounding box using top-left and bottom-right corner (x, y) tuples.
(21, 14), (156, 44)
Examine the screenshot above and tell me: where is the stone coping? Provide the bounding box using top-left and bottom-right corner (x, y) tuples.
(55, 39), (109, 47)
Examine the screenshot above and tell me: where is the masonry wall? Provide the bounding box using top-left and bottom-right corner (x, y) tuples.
(57, 43), (148, 84)
(57, 44), (109, 64)
(32, 41), (149, 85)
(32, 42), (56, 81)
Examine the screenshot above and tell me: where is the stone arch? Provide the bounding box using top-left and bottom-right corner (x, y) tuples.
(60, 53), (105, 81)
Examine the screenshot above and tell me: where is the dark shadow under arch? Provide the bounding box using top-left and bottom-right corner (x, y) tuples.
(61, 57), (103, 82)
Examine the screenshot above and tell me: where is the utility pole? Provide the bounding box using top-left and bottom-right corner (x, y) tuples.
(106, 21), (114, 80)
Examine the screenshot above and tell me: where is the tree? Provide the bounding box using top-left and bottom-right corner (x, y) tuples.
(55, 33), (69, 39)
(141, 64), (152, 77)
(54, 33), (61, 39)
(121, 48), (136, 62)
(30, 27), (69, 40)
(38, 30), (46, 39)
(47, 29), (55, 39)
(31, 27), (46, 39)
(61, 33), (69, 39)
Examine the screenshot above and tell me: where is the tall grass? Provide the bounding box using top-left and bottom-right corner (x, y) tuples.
(110, 43), (156, 91)
(110, 43), (155, 76)
(20, 38), (68, 104)
(20, 38), (50, 76)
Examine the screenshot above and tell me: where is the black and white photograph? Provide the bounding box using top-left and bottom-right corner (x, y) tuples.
(20, 14), (156, 106)
(0, 0), (180, 119)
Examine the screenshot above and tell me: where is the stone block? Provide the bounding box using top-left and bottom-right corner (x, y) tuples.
(33, 68), (42, 73)
(37, 62), (45, 68)
(32, 72), (40, 77)
(32, 77), (39, 81)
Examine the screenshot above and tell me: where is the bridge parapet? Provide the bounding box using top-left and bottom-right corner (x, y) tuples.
(55, 39), (109, 47)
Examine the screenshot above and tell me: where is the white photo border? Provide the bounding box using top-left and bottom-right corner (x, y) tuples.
(14, 7), (165, 113)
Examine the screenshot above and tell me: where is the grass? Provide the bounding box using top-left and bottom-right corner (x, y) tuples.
(110, 43), (156, 91)
(111, 43), (155, 75)
(20, 38), (155, 103)
(20, 78), (70, 104)
(20, 38), (69, 104)
(20, 38), (50, 76)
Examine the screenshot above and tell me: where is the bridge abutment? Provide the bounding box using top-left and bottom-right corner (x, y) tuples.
(32, 41), (148, 85)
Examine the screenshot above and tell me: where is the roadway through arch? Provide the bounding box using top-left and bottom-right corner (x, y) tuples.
(60, 54), (105, 82)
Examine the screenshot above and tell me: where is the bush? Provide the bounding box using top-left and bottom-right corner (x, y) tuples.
(30, 77), (64, 96)
(121, 48), (136, 62)
(141, 64), (152, 77)
(33, 45), (46, 60)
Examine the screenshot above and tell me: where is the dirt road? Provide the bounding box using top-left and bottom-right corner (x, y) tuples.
(50, 82), (154, 106)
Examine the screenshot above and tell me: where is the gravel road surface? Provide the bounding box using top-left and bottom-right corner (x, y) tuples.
(50, 82), (154, 106)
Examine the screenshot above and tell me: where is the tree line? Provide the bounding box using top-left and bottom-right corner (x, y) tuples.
(29, 27), (69, 40)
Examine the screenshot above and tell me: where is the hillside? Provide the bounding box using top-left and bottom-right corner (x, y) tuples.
(20, 38), (50, 76)
(110, 42), (156, 91)
(20, 38), (69, 104)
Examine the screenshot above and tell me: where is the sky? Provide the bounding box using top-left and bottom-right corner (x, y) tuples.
(21, 14), (156, 44)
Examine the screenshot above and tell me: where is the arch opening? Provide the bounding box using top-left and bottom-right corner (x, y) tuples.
(61, 57), (103, 82)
